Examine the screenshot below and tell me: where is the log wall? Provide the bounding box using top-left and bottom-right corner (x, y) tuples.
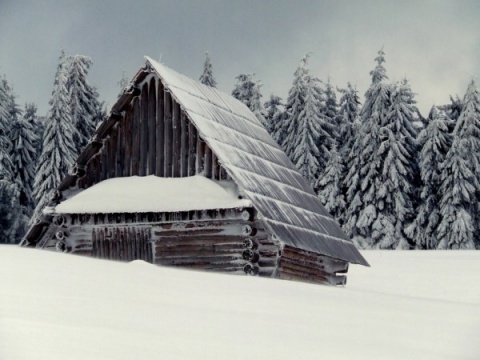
(77, 75), (228, 190)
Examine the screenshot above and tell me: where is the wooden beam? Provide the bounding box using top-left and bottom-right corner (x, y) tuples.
(188, 120), (197, 176)
(180, 112), (188, 177)
(164, 91), (173, 177)
(172, 101), (181, 177)
(156, 81), (165, 177)
(140, 82), (149, 176)
(131, 97), (140, 175)
(148, 77), (157, 175)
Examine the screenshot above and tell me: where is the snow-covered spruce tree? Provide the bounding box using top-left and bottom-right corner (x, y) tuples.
(264, 94), (284, 138)
(324, 78), (340, 135)
(281, 55), (310, 159)
(406, 106), (452, 249)
(343, 49), (392, 248)
(23, 103), (43, 156)
(372, 82), (419, 249)
(0, 77), (20, 243)
(66, 54), (103, 151)
(317, 143), (346, 222)
(5, 86), (39, 240)
(199, 52), (217, 88)
(289, 75), (330, 188)
(32, 52), (79, 221)
(437, 81), (480, 249)
(337, 83), (361, 158)
(232, 73), (267, 127)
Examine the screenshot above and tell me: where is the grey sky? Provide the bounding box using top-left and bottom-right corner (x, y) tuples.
(1, 0), (479, 116)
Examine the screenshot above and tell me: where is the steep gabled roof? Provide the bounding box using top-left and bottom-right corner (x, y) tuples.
(145, 57), (368, 266)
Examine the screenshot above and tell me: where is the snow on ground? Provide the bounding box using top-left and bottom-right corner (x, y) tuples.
(52, 175), (251, 214)
(1, 246), (479, 360)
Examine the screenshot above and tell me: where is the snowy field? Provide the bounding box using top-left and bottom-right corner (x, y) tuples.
(1, 246), (479, 360)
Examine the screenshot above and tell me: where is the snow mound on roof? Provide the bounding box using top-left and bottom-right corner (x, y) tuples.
(53, 175), (251, 214)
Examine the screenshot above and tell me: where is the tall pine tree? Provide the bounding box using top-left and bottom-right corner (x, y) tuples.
(344, 49), (392, 246)
(406, 106), (452, 249)
(317, 144), (346, 222)
(437, 80), (480, 249)
(199, 52), (217, 88)
(232, 73), (266, 126)
(264, 94), (284, 138)
(32, 52), (79, 221)
(66, 55), (103, 151)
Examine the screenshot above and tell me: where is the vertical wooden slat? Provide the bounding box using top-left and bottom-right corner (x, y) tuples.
(211, 152), (219, 180)
(180, 112), (188, 177)
(204, 145), (212, 178)
(101, 140), (108, 181)
(140, 82), (149, 176)
(156, 81), (165, 177)
(132, 98), (141, 175)
(172, 101), (181, 177)
(148, 78), (157, 176)
(116, 120), (124, 177)
(164, 91), (173, 177)
(197, 139), (205, 174)
(124, 105), (133, 176)
(108, 132), (116, 179)
(188, 121), (197, 176)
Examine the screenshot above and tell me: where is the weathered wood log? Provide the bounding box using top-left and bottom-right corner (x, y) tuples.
(155, 247), (244, 259)
(140, 82), (149, 176)
(188, 121), (197, 176)
(164, 91), (173, 177)
(155, 242), (245, 252)
(132, 97), (141, 175)
(242, 249), (259, 263)
(279, 256), (327, 274)
(124, 104), (133, 176)
(204, 145), (212, 178)
(156, 255), (243, 266)
(243, 263), (259, 275)
(156, 81), (165, 177)
(76, 140), (104, 167)
(154, 235), (249, 246)
(172, 101), (181, 177)
(94, 112), (122, 140)
(57, 174), (78, 192)
(278, 262), (346, 285)
(111, 85), (141, 114)
(180, 112), (188, 177)
(283, 246), (349, 274)
(148, 78), (157, 175)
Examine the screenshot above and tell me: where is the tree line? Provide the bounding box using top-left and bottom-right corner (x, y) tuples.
(1, 50), (478, 250)
(200, 50), (480, 250)
(0, 51), (104, 243)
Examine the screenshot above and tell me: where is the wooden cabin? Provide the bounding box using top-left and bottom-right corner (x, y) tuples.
(21, 57), (369, 285)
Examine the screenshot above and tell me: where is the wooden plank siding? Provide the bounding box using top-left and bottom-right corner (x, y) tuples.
(73, 75), (225, 188)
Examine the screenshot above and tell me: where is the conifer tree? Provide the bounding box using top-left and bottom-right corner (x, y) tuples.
(373, 82), (418, 249)
(324, 78), (340, 134)
(199, 52), (217, 88)
(264, 94), (284, 138)
(232, 73), (267, 126)
(437, 81), (480, 249)
(281, 54), (310, 159)
(317, 144), (346, 222)
(32, 52), (78, 221)
(337, 83), (361, 158)
(344, 49), (392, 247)
(66, 55), (103, 151)
(23, 103), (43, 156)
(0, 77), (20, 243)
(9, 104), (38, 239)
(406, 106), (452, 249)
(290, 75), (326, 187)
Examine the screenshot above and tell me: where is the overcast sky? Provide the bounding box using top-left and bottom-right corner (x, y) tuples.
(1, 0), (479, 116)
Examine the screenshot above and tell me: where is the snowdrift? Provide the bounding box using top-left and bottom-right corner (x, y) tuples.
(1, 246), (479, 359)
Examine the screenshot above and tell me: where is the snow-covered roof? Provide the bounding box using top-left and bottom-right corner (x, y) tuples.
(145, 57), (368, 266)
(51, 175), (251, 214)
